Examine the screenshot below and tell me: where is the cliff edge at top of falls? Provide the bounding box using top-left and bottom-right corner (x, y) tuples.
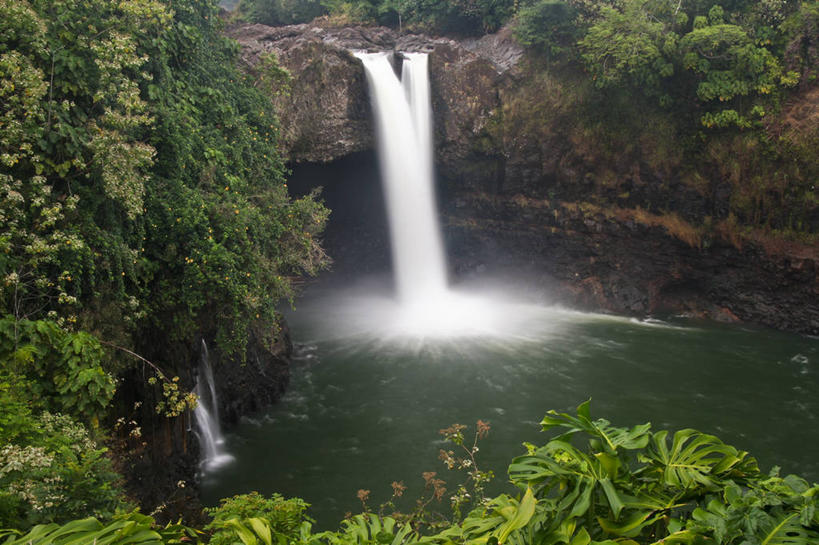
(225, 21), (818, 336)
(225, 21), (523, 164)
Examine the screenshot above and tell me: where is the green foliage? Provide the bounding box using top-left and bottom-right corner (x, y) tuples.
(0, 0), (170, 332)
(500, 400), (815, 545)
(0, 0), (329, 362)
(205, 492), (313, 545)
(0, 316), (123, 529)
(0, 412), (126, 530)
(514, 1), (578, 60)
(0, 406), (816, 543)
(326, 514), (421, 545)
(238, 0), (328, 26)
(136, 0), (329, 356)
(515, 0), (804, 130)
(0, 316), (115, 422)
(239, 0), (518, 34)
(0, 372), (38, 444)
(680, 20), (798, 128)
(0, 512), (198, 545)
(781, 2), (819, 82)
(319, 0), (393, 25)
(577, 2), (674, 92)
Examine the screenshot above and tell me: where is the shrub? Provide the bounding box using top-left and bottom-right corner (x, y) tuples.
(0, 412), (126, 530)
(205, 492), (313, 544)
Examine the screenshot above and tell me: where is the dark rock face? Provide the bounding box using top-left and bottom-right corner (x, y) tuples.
(210, 324), (292, 426)
(225, 22), (522, 165)
(113, 321), (293, 524)
(228, 23), (376, 162)
(229, 22), (818, 336)
(443, 193), (819, 335)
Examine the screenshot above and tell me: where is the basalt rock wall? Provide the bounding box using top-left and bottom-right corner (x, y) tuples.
(113, 321), (292, 523)
(228, 22), (819, 335)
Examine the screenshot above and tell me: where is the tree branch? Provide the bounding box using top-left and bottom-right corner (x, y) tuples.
(99, 340), (172, 383)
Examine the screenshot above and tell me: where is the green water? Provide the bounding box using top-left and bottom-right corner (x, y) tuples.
(200, 276), (818, 528)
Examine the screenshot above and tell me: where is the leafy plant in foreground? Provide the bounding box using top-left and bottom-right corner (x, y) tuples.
(0, 512), (198, 545)
(499, 400), (817, 544)
(1, 405), (816, 544)
(0, 316), (114, 424)
(205, 492), (313, 545)
(0, 412), (126, 530)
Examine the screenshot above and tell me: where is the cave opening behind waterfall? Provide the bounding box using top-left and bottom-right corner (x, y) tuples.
(287, 151), (390, 280)
(287, 150), (453, 289)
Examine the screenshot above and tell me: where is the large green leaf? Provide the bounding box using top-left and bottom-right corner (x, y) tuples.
(323, 515), (419, 545)
(224, 518), (276, 545)
(597, 510), (662, 538)
(496, 487), (537, 544)
(457, 489), (538, 545)
(757, 512), (818, 545)
(509, 441), (625, 520)
(642, 429), (758, 491)
(540, 401), (651, 454)
(0, 515), (168, 545)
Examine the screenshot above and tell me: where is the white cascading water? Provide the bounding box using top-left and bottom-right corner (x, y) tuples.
(356, 52), (448, 303)
(355, 51), (513, 336)
(346, 51), (561, 339)
(194, 340), (233, 470)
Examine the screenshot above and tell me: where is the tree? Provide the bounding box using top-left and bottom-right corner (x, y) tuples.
(578, 1), (675, 92)
(514, 0), (579, 60)
(680, 9), (799, 128)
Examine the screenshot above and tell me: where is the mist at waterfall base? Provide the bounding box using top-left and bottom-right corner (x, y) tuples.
(198, 53), (819, 526)
(330, 51), (544, 341)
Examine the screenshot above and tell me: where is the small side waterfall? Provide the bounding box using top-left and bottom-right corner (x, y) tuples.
(355, 52), (448, 304)
(193, 340), (233, 470)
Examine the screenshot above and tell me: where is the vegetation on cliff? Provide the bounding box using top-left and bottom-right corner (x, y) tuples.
(499, 1), (817, 235)
(1, 0), (327, 527)
(235, 0), (817, 236)
(2, 402), (818, 544)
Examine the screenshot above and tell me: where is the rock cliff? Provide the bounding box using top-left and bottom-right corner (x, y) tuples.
(113, 321), (292, 524)
(228, 22), (818, 335)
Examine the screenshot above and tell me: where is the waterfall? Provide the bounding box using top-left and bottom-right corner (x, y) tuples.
(353, 51), (509, 337)
(193, 339), (233, 470)
(355, 52), (448, 304)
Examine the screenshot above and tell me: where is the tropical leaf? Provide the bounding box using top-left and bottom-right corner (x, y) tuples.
(756, 512), (818, 545)
(641, 429), (758, 491)
(0, 515), (168, 545)
(597, 510), (663, 538)
(646, 529), (704, 545)
(509, 441), (625, 519)
(327, 515), (419, 545)
(540, 401), (651, 454)
(224, 518), (271, 545)
(535, 517), (591, 545)
(496, 487), (537, 544)
(457, 489), (538, 545)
